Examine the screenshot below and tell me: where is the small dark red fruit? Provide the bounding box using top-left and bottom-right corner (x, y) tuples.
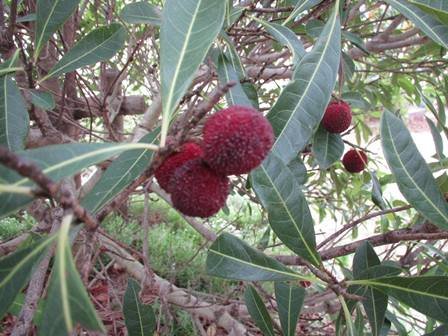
(154, 142), (203, 193)
(299, 280), (312, 288)
(203, 105), (274, 175)
(170, 159), (230, 218)
(321, 100), (352, 134)
(342, 149), (368, 173)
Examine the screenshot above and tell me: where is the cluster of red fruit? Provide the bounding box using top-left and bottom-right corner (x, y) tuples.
(155, 105), (274, 218)
(321, 100), (368, 173)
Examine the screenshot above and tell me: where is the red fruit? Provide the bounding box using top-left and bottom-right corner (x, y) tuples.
(170, 159), (230, 218)
(203, 105), (274, 175)
(342, 149), (368, 173)
(322, 100), (352, 133)
(154, 142), (203, 193)
(299, 280), (312, 288)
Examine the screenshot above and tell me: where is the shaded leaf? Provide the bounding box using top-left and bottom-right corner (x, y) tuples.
(384, 0), (448, 49)
(123, 279), (156, 336)
(159, 0), (225, 145)
(275, 282), (305, 336)
(244, 286), (275, 336)
(424, 324), (448, 336)
(426, 117), (445, 159)
(0, 236), (55, 320)
(216, 51), (252, 107)
(35, 0), (80, 60)
(354, 276), (448, 323)
(371, 171), (387, 210)
(283, 0), (323, 25)
(43, 24), (127, 80)
(380, 110), (448, 229)
(409, 0), (448, 25)
(206, 232), (300, 281)
(120, 1), (161, 25)
(82, 130), (159, 214)
(268, 4), (341, 163)
(29, 90), (55, 111)
(40, 215), (104, 335)
(353, 241), (380, 280)
(254, 17), (305, 63)
(0, 143), (157, 218)
(312, 126), (344, 170)
(251, 153), (320, 266)
(0, 76), (29, 151)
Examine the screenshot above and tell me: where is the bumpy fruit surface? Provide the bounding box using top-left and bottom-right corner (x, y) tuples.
(170, 159), (229, 218)
(203, 105), (274, 175)
(321, 100), (352, 134)
(154, 142), (203, 193)
(342, 149), (368, 173)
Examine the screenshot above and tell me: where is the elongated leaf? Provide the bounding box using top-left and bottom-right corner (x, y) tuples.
(0, 76), (29, 151)
(354, 276), (448, 323)
(426, 117), (445, 159)
(123, 279), (156, 336)
(244, 286), (275, 336)
(254, 17), (305, 63)
(29, 90), (55, 111)
(380, 110), (448, 229)
(216, 51), (252, 107)
(159, 0), (226, 145)
(383, 0), (448, 49)
(268, 4), (341, 163)
(312, 126), (344, 169)
(82, 130), (159, 214)
(120, 1), (161, 26)
(283, 0), (323, 25)
(409, 0), (448, 25)
(0, 236), (55, 320)
(221, 32), (245, 79)
(42, 24), (127, 80)
(424, 324), (448, 336)
(371, 171), (387, 210)
(0, 50), (22, 76)
(275, 282), (305, 336)
(0, 143), (157, 218)
(352, 243), (385, 336)
(40, 215), (104, 335)
(35, 0), (80, 60)
(252, 153), (320, 265)
(206, 232), (301, 281)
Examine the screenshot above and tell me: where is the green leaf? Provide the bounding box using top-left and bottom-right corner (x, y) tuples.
(81, 130), (159, 214)
(221, 32), (245, 79)
(380, 110), (448, 229)
(312, 126), (344, 169)
(409, 0), (448, 25)
(0, 50), (23, 76)
(244, 286), (275, 336)
(424, 324), (448, 336)
(283, 0), (323, 25)
(0, 236), (55, 320)
(426, 117), (445, 160)
(0, 142), (157, 218)
(353, 242), (380, 279)
(16, 13), (37, 23)
(42, 24), (127, 80)
(275, 282), (305, 336)
(216, 50), (252, 107)
(120, 1), (161, 26)
(268, 3), (341, 163)
(123, 279), (156, 336)
(29, 89), (55, 111)
(251, 153), (320, 266)
(35, 0), (80, 60)
(353, 276), (448, 323)
(206, 232), (301, 281)
(0, 76), (29, 151)
(352, 243), (386, 336)
(383, 0), (448, 49)
(371, 171), (387, 210)
(40, 215), (104, 335)
(253, 17), (305, 63)
(159, 0), (226, 145)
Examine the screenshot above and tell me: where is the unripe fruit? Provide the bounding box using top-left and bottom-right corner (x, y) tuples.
(342, 149), (368, 173)
(203, 105), (274, 175)
(321, 100), (352, 134)
(154, 142), (203, 193)
(170, 159), (230, 218)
